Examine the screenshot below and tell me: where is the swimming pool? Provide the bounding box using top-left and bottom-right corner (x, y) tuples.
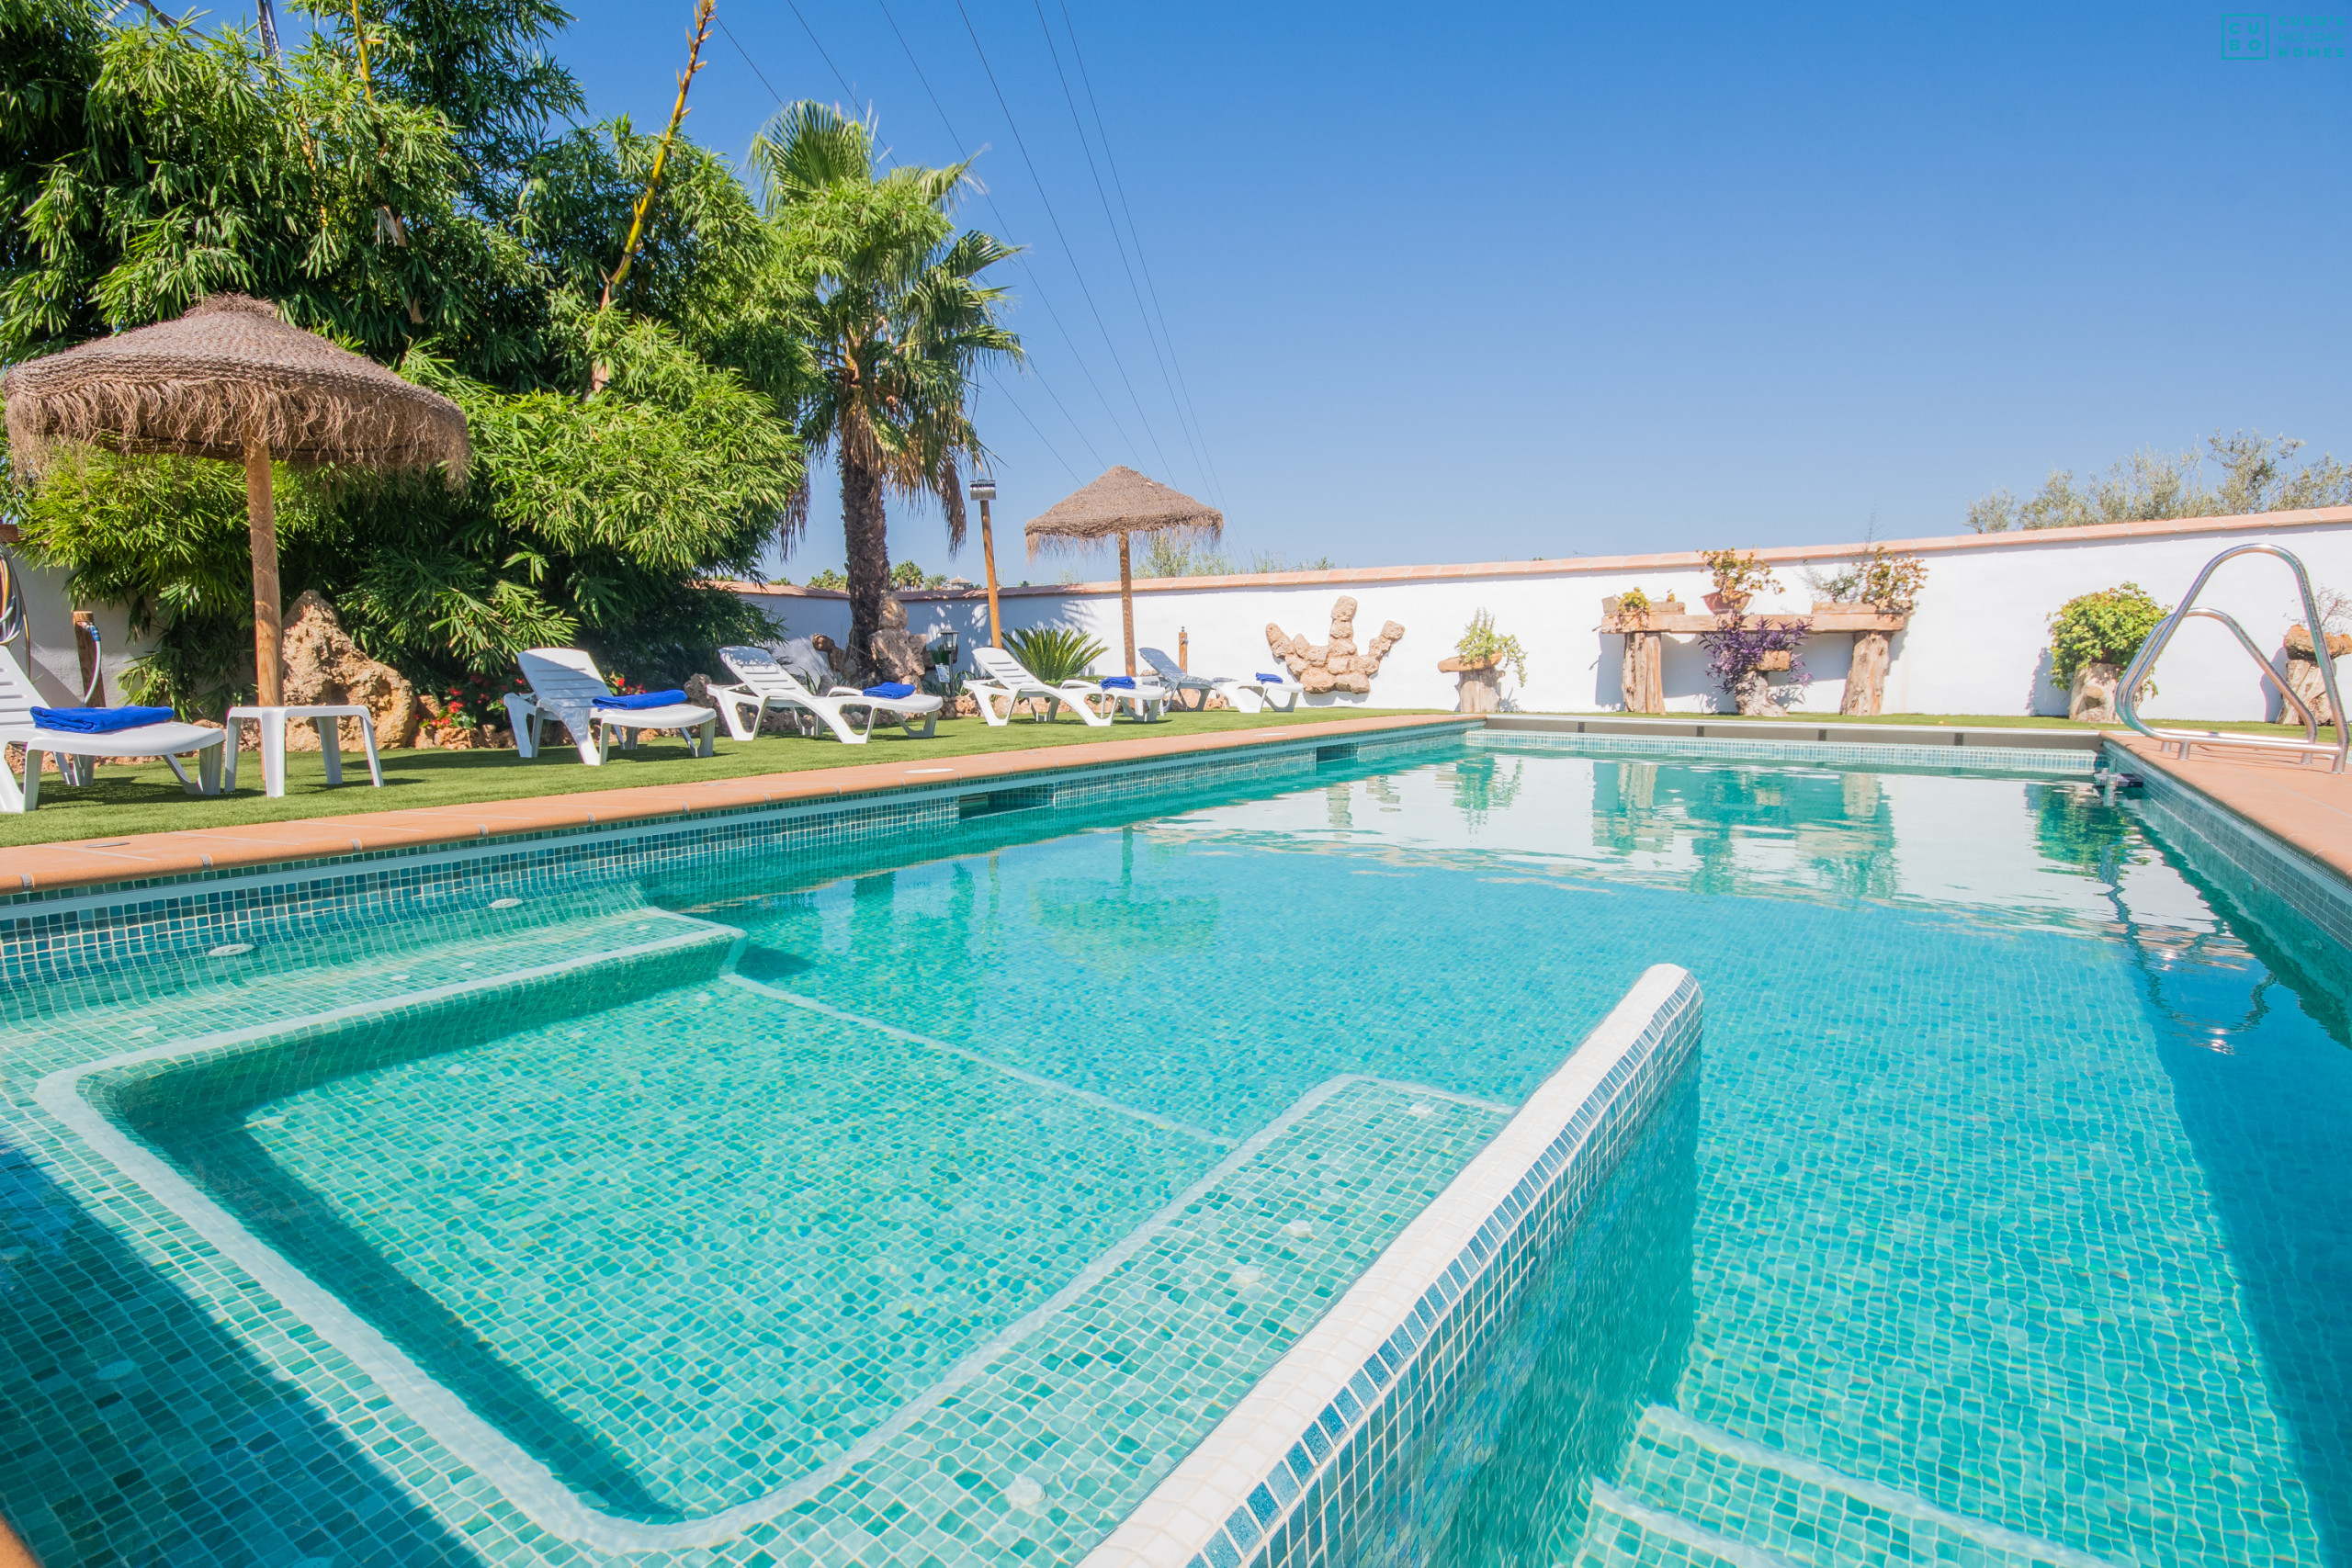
(1, 732), (2345, 1567)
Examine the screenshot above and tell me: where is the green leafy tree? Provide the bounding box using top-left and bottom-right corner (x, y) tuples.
(752, 101), (1019, 678)
(1969, 431), (2352, 533)
(0, 0), (799, 710)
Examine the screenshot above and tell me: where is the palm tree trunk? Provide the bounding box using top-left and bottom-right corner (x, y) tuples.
(841, 445), (891, 683)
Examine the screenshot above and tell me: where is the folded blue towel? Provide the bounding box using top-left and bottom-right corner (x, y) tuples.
(863, 682), (916, 699)
(29, 705), (175, 734)
(593, 688), (687, 710)
(1100, 675), (1136, 689)
(1256, 672), (1286, 684)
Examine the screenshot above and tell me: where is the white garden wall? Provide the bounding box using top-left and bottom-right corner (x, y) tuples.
(14, 505), (2347, 721)
(728, 506), (2352, 721)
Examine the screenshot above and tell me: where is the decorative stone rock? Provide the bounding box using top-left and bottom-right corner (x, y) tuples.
(1267, 598), (1403, 697)
(2069, 661), (2121, 724)
(869, 629), (930, 684)
(280, 590), (421, 749)
(880, 593), (909, 630)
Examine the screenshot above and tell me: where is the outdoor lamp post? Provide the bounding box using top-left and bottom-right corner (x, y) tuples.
(971, 475), (1003, 649)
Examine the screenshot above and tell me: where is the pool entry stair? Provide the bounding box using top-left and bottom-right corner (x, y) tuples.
(1572, 1407), (2126, 1568)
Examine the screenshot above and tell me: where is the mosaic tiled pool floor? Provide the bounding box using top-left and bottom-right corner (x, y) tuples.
(4, 747), (2349, 1566)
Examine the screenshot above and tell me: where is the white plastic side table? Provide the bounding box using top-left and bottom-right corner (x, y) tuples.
(222, 705), (384, 799)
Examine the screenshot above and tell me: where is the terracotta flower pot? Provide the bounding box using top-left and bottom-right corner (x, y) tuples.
(1755, 651), (1792, 672)
(1704, 592), (1750, 615)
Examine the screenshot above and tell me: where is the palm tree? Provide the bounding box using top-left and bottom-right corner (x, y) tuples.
(752, 103), (1020, 678)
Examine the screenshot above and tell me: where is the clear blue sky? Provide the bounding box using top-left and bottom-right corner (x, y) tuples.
(540, 0), (2350, 580)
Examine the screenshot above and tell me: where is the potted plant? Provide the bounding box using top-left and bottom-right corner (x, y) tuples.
(1702, 549), (1781, 615)
(1697, 617), (1812, 716)
(2048, 582), (2168, 723)
(1440, 609), (1528, 714)
(1601, 586), (1690, 625)
(1601, 586), (1656, 626)
(1804, 546), (1927, 615)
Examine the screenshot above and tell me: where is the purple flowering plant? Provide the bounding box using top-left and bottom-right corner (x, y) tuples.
(1698, 617), (1814, 705)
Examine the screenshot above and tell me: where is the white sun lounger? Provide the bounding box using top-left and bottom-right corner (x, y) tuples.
(502, 649), (718, 765)
(712, 645), (942, 744)
(1228, 669), (1308, 714)
(0, 647), (225, 812)
(967, 646), (1124, 728)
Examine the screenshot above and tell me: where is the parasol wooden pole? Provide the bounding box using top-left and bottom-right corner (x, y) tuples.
(245, 437), (285, 706)
(1117, 530), (1136, 678)
(978, 492), (1003, 648)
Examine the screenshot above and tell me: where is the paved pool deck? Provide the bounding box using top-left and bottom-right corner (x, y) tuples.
(0, 713), (1472, 897)
(2108, 730), (2352, 890)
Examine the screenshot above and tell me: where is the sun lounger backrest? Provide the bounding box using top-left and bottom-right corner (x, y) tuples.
(518, 648), (614, 720)
(719, 645), (820, 701)
(1137, 647), (1187, 682)
(972, 646), (1044, 686)
(0, 647), (42, 728)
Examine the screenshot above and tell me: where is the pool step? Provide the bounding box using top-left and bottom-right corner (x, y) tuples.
(1589, 1405), (2125, 1568)
(1572, 1481), (1802, 1568)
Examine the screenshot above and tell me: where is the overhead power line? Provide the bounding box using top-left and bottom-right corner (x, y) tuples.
(1055, 0), (1225, 505)
(983, 375), (1084, 484)
(714, 15), (790, 110)
(947, 0), (1182, 485)
(776, 0), (861, 109)
(1028, 0), (1217, 503)
(872, 0), (1127, 475)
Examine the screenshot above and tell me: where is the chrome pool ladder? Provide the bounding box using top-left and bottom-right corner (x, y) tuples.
(2115, 542), (2347, 773)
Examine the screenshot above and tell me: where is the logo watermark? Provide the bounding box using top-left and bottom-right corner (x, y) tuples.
(2223, 11), (2346, 57)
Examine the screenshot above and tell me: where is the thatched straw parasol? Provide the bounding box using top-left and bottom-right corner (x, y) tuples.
(3, 294), (469, 706)
(1025, 465), (1222, 678)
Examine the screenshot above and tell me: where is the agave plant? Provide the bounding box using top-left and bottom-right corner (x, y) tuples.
(1004, 626), (1107, 684)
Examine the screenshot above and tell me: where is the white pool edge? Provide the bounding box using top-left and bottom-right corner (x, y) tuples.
(1085, 962), (1703, 1568)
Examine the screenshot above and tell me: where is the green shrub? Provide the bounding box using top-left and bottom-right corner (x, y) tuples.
(2049, 581), (2169, 684)
(1003, 626), (1107, 683)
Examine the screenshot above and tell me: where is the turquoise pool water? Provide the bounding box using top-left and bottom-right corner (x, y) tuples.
(2, 739), (2346, 1567)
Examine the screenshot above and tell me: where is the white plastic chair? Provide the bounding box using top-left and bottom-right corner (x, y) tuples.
(0, 647), (225, 812)
(1230, 670), (1308, 714)
(712, 645), (941, 744)
(967, 646), (1120, 728)
(502, 649), (718, 765)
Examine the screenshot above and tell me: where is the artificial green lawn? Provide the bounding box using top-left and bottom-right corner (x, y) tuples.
(0, 705), (1421, 848)
(4, 705), (2317, 850)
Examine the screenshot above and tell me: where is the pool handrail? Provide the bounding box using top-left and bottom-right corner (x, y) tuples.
(2114, 542), (2347, 774)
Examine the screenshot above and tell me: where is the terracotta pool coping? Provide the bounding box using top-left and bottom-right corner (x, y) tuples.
(0, 713), (1472, 896)
(2104, 731), (2352, 891)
